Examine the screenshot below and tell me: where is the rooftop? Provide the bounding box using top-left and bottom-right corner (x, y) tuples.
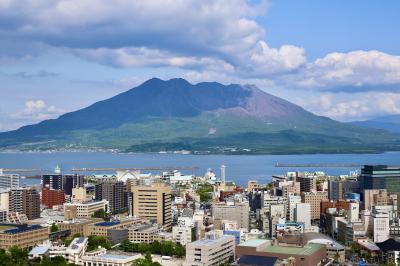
(2, 224), (44, 234)
(95, 220), (120, 227)
(239, 239), (270, 247)
(263, 243), (323, 256)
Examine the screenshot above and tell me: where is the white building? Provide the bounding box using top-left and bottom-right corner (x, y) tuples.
(184, 234), (235, 266)
(348, 202), (360, 222)
(173, 226), (193, 246)
(81, 251), (140, 266)
(66, 237), (88, 264)
(372, 210), (390, 243)
(0, 174), (19, 189)
(287, 195), (301, 221)
(0, 189), (9, 211)
(64, 200), (109, 218)
(295, 203), (311, 229)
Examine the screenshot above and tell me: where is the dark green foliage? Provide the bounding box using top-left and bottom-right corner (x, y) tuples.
(50, 223), (59, 233)
(132, 252), (161, 266)
(92, 209), (106, 219)
(196, 184), (213, 202)
(87, 235), (112, 251)
(0, 247), (75, 266)
(119, 240), (185, 257)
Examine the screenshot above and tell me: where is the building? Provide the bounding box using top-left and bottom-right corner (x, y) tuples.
(328, 178), (360, 201)
(9, 188), (24, 213)
(42, 174), (63, 190)
(287, 195), (301, 221)
(95, 178), (126, 213)
(298, 176), (316, 193)
(173, 226), (193, 246)
(363, 189), (397, 210)
(0, 174), (19, 189)
(320, 200), (350, 215)
(360, 165), (400, 194)
(337, 218), (365, 245)
(42, 187), (65, 208)
(371, 209), (390, 243)
(236, 239), (326, 266)
(295, 203), (311, 229)
(301, 191), (328, 220)
(0, 224), (49, 249)
(130, 184), (172, 229)
(184, 234), (235, 266)
(57, 218), (97, 236)
(81, 251), (140, 266)
(128, 223), (160, 243)
(66, 237), (88, 264)
(0, 189), (9, 211)
(63, 174), (84, 196)
(23, 188), (41, 220)
(86, 218), (141, 237)
(64, 200), (109, 220)
(305, 232), (345, 264)
(212, 202), (249, 230)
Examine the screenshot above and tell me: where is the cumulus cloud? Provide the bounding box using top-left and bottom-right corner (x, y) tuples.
(292, 50), (400, 92)
(12, 100), (64, 121)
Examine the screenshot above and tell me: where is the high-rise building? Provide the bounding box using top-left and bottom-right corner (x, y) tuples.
(301, 191), (328, 220)
(95, 178), (126, 213)
(63, 174), (84, 196)
(42, 174), (63, 190)
(328, 178), (360, 201)
(0, 174), (19, 189)
(371, 209), (390, 243)
(130, 184), (172, 229)
(298, 176), (316, 193)
(360, 165), (400, 194)
(287, 195), (301, 221)
(41, 187), (65, 208)
(9, 188), (24, 213)
(0, 189), (9, 211)
(23, 188), (41, 220)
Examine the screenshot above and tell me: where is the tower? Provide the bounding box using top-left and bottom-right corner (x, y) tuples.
(221, 165), (226, 184)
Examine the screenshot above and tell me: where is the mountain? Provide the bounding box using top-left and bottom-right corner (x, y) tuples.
(1, 78), (400, 154)
(351, 115), (400, 133)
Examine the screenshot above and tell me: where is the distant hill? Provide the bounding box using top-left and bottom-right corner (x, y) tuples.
(1, 78), (400, 154)
(351, 115), (400, 133)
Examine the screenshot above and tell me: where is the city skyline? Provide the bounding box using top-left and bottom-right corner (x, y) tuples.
(1, 0), (400, 131)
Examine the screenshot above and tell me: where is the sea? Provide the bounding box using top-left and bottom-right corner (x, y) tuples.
(0, 151), (399, 186)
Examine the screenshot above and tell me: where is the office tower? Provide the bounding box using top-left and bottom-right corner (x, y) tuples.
(363, 189), (397, 210)
(95, 178), (126, 213)
(328, 179), (360, 201)
(41, 187), (65, 208)
(372, 209), (390, 243)
(360, 165), (400, 194)
(301, 191), (328, 220)
(130, 183), (172, 229)
(212, 201), (249, 230)
(0, 174), (19, 189)
(42, 174), (63, 190)
(22, 188), (40, 220)
(63, 174), (84, 196)
(295, 203), (311, 228)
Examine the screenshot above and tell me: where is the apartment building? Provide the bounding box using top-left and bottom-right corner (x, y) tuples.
(130, 183), (172, 229)
(0, 174), (19, 189)
(173, 226), (193, 246)
(184, 234), (235, 266)
(42, 187), (65, 208)
(95, 178), (126, 213)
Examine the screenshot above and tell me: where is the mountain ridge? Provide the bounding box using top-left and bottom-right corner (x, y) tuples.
(1, 78), (399, 154)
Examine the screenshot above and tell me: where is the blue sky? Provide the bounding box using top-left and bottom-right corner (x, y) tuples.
(1, 0), (400, 131)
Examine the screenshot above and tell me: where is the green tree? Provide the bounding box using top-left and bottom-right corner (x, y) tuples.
(174, 243), (185, 258)
(160, 241), (174, 256)
(87, 235), (112, 251)
(132, 252), (161, 266)
(50, 223), (59, 233)
(8, 246), (29, 266)
(150, 240), (161, 254)
(138, 243), (150, 254)
(92, 209), (106, 219)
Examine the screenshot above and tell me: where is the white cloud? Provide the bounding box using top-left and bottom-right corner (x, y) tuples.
(293, 50), (400, 91)
(12, 100), (64, 121)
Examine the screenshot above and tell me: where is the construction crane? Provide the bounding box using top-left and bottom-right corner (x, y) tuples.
(274, 163), (362, 168)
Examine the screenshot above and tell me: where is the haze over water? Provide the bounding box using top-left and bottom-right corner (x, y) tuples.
(1, 152), (399, 186)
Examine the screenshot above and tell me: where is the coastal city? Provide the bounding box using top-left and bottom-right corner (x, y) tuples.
(0, 164), (397, 266)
